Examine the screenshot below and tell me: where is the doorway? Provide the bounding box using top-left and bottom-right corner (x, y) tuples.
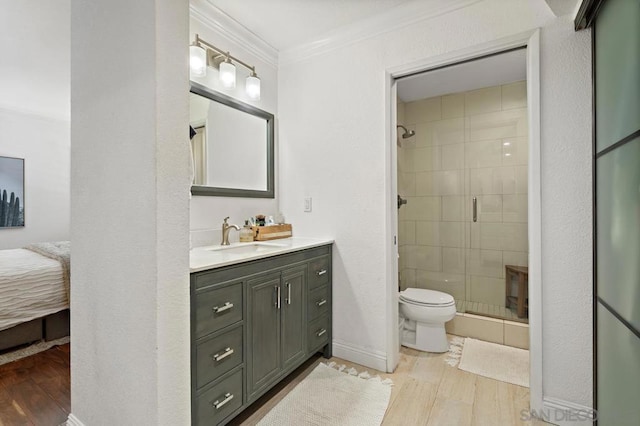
(387, 30), (542, 409)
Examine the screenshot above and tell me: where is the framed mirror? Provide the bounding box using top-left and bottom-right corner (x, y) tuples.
(189, 81), (274, 198)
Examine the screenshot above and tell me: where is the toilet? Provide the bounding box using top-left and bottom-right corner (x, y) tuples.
(399, 288), (456, 353)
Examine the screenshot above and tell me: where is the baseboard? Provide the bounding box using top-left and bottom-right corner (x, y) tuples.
(332, 339), (387, 372)
(66, 414), (86, 426)
(522, 397), (595, 425)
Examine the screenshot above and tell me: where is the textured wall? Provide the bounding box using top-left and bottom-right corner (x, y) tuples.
(278, 0), (592, 408)
(0, 109), (69, 249)
(70, 0), (190, 424)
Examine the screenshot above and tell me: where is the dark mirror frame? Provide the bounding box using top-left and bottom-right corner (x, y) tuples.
(190, 81), (275, 198)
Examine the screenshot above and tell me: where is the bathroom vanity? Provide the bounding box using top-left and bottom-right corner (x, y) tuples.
(190, 238), (333, 425)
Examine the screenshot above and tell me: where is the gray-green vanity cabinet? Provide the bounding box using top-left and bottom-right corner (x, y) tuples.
(191, 244), (332, 426)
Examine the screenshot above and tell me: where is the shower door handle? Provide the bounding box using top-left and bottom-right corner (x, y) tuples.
(472, 197), (477, 223)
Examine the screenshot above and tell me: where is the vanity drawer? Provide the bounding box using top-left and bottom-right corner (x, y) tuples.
(308, 314), (330, 353)
(195, 282), (243, 338)
(308, 256), (330, 291)
(196, 369), (243, 426)
(308, 285), (329, 321)
(195, 326), (243, 390)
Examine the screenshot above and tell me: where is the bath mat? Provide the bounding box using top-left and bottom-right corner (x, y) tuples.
(458, 338), (529, 387)
(0, 336), (69, 366)
(257, 362), (393, 426)
(444, 336), (465, 367)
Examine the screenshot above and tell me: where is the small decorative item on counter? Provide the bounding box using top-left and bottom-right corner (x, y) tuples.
(251, 223), (292, 241)
(255, 214), (266, 226)
(239, 220), (254, 242)
(266, 215), (275, 226)
(275, 212), (285, 224)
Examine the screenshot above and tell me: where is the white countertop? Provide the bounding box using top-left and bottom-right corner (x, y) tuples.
(190, 237), (334, 273)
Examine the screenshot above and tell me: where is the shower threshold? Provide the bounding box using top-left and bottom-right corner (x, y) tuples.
(455, 299), (528, 324)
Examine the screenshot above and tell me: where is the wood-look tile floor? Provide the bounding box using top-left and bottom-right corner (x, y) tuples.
(234, 341), (548, 426)
(0, 344), (70, 426)
(0, 341), (546, 426)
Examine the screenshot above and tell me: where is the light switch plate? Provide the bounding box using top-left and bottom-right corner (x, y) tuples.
(304, 197), (312, 212)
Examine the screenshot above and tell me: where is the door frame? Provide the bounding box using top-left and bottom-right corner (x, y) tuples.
(384, 29), (543, 412)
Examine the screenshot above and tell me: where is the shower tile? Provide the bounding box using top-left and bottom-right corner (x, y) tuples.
(502, 251), (528, 269)
(465, 108), (527, 142)
(414, 246), (442, 272)
(416, 221), (440, 246)
(466, 249), (503, 278)
(479, 223), (528, 252)
(416, 170), (464, 196)
(413, 146), (441, 171)
(447, 314), (504, 344)
(515, 166), (528, 194)
(442, 93), (465, 118)
(403, 197), (441, 221)
(501, 136), (528, 166)
(416, 270), (465, 299)
(440, 143), (464, 170)
(469, 275), (505, 307)
(499, 166), (517, 194)
(503, 194), (528, 223)
(398, 172), (416, 196)
(465, 140), (503, 168)
(440, 222), (465, 248)
(501, 81), (527, 110)
(416, 118), (464, 147)
(399, 220), (416, 245)
(469, 167), (503, 195)
(465, 86), (502, 116)
(442, 196), (465, 222)
(405, 97), (441, 125)
(401, 268), (417, 289)
(442, 248), (465, 274)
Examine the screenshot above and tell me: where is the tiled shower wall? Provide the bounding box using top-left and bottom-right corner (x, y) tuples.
(398, 81), (528, 309)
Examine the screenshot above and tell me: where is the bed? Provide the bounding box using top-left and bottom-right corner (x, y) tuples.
(0, 242), (70, 352)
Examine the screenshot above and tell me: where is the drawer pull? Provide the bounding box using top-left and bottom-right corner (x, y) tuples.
(316, 328), (327, 337)
(316, 269), (327, 276)
(212, 392), (234, 410)
(212, 302), (233, 314)
(212, 347), (234, 362)
(316, 299), (327, 307)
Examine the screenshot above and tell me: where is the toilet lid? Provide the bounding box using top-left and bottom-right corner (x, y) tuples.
(399, 288), (455, 307)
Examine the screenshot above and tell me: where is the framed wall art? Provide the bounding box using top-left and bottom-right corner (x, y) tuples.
(0, 156), (25, 228)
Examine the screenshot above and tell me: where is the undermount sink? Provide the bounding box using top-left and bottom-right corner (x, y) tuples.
(206, 242), (287, 255)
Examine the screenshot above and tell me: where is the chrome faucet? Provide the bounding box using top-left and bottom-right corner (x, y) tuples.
(221, 217), (240, 246)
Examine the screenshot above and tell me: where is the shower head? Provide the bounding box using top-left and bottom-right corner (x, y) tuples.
(397, 124), (415, 139)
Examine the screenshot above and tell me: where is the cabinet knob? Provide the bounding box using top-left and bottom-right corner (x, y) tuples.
(316, 328), (327, 337)
(316, 299), (327, 307)
(316, 269), (327, 276)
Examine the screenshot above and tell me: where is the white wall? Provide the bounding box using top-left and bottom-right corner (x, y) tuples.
(70, 0), (190, 424)
(0, 109), (69, 249)
(278, 0), (592, 409)
(189, 1), (279, 247)
(0, 0), (70, 249)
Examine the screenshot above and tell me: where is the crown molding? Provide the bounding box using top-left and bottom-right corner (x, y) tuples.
(279, 0), (482, 66)
(189, 0), (278, 68)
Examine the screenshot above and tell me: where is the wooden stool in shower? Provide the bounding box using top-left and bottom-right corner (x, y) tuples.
(505, 265), (528, 318)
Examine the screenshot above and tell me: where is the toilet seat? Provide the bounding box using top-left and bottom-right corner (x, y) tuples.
(399, 288), (455, 307)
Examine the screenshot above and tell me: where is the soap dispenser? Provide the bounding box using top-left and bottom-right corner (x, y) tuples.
(239, 220), (254, 242)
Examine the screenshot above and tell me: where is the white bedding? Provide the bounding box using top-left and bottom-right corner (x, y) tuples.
(0, 248), (68, 332)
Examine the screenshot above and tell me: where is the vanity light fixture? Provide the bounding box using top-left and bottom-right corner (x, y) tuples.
(190, 34), (261, 100)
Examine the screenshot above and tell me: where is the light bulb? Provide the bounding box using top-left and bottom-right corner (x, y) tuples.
(189, 45), (207, 77)
(246, 73), (261, 100)
(219, 60), (236, 89)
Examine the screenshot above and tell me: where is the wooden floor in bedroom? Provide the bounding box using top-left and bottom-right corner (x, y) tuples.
(0, 344), (70, 426)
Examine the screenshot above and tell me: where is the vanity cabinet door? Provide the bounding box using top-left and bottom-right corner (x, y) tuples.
(281, 266), (307, 372)
(247, 273), (281, 399)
